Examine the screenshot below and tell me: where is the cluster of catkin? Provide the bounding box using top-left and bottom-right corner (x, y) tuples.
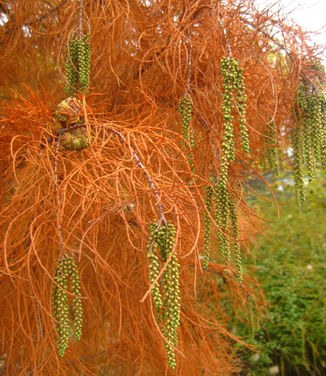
(52, 255), (83, 357)
(147, 221), (180, 369)
(203, 183), (243, 283)
(201, 57), (249, 280)
(65, 34), (91, 96)
(292, 83), (326, 205)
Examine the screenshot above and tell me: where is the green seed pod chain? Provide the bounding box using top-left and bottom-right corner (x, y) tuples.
(321, 94), (326, 169)
(203, 185), (213, 269)
(292, 126), (306, 206)
(209, 180), (243, 281)
(220, 57), (250, 190)
(229, 198), (243, 283)
(67, 257), (83, 340)
(65, 39), (79, 96)
(214, 183), (231, 261)
(291, 82), (326, 202)
(234, 62), (250, 153)
(295, 85), (311, 197)
(146, 221), (180, 370)
(65, 34), (91, 96)
(311, 94), (323, 162)
(146, 222), (163, 315)
(178, 97), (192, 143)
(52, 257), (70, 357)
(52, 255), (83, 357)
(304, 95), (316, 182)
(220, 57), (236, 184)
(305, 134), (315, 182)
(158, 223), (180, 370)
(78, 34), (91, 93)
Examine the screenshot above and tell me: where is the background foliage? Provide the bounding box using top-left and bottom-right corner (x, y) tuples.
(234, 175), (326, 375)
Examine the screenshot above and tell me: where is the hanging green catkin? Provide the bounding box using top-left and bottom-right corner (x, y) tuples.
(178, 99), (187, 141)
(303, 97), (315, 182)
(52, 257), (70, 357)
(146, 222), (163, 315)
(218, 184), (231, 261)
(213, 182), (230, 260)
(266, 121), (280, 176)
(234, 60), (250, 153)
(153, 222), (180, 370)
(178, 96), (195, 174)
(221, 57), (236, 180)
(65, 39), (79, 96)
(292, 84), (310, 204)
(220, 56), (249, 174)
(185, 97), (195, 170)
(306, 137), (315, 182)
(52, 256), (83, 357)
(77, 38), (86, 90)
(64, 55), (74, 96)
(164, 223), (180, 370)
(292, 126), (306, 205)
(68, 257), (83, 340)
(203, 185), (213, 269)
(229, 198), (243, 283)
(65, 35), (90, 96)
(292, 74), (326, 203)
(320, 93), (326, 168)
(79, 34), (90, 93)
(311, 94), (323, 161)
(185, 96), (194, 148)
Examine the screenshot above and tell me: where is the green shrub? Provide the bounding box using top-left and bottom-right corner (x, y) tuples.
(235, 182), (326, 375)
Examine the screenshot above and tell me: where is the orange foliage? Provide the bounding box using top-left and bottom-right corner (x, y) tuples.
(0, 0), (324, 375)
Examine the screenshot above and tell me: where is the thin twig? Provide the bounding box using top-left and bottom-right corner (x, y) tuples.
(186, 28), (193, 95)
(78, 0), (83, 37)
(54, 135), (65, 253)
(57, 123), (85, 134)
(27, 0), (69, 27)
(108, 127), (168, 226)
(47, 123), (85, 142)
